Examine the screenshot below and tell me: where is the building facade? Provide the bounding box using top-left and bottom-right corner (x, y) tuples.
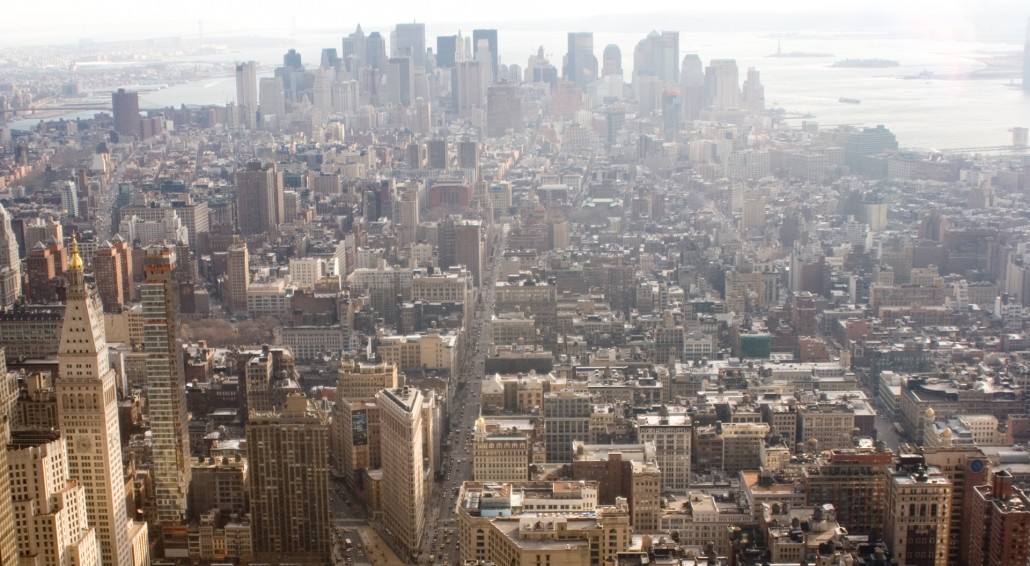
(56, 238), (146, 566)
(377, 386), (427, 559)
(247, 393), (331, 562)
(143, 245), (192, 525)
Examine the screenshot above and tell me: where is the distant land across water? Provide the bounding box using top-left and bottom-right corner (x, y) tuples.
(9, 27), (1030, 151)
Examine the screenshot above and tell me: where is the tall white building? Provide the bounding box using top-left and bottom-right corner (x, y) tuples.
(708, 59), (740, 111)
(0, 203), (21, 308)
(143, 245), (191, 524)
(377, 386), (427, 558)
(56, 237), (149, 566)
(235, 61), (258, 129)
(313, 67), (333, 124)
(7, 431), (99, 566)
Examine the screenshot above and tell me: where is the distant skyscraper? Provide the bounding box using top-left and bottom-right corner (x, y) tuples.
(486, 83), (522, 138)
(413, 97), (432, 135)
(526, 46), (558, 86)
(385, 57), (414, 107)
(111, 88), (139, 138)
(680, 54), (705, 121)
(565, 32), (598, 88)
(7, 430), (99, 566)
(602, 44), (622, 77)
(342, 25), (365, 71)
(452, 60), (484, 116)
(377, 386), (426, 559)
(258, 77), (285, 126)
(473, 29), (498, 81)
(57, 237), (146, 566)
(283, 48), (302, 70)
(393, 23), (426, 68)
(313, 67), (333, 122)
(235, 161), (285, 236)
(248, 393), (331, 562)
(706, 59), (740, 111)
(0, 203), (21, 308)
(235, 61), (258, 129)
(436, 35), (458, 68)
(659, 31), (679, 84)
(741, 67), (765, 114)
(366, 32), (387, 71)
(143, 245), (191, 524)
(662, 89), (680, 139)
(321, 47), (339, 70)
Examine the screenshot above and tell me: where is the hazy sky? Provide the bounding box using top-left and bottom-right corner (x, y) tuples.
(1, 0), (1027, 47)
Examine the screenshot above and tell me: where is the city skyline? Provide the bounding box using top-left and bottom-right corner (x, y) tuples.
(4, 6), (1030, 566)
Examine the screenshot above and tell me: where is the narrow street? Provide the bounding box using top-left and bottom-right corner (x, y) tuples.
(420, 222), (508, 566)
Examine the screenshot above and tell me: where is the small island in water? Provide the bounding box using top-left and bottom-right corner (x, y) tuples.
(831, 58), (900, 68)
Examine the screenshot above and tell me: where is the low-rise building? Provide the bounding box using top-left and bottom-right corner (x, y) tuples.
(457, 481), (632, 566)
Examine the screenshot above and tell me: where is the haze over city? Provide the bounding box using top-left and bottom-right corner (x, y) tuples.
(3, 0), (1030, 46)
(0, 4), (1030, 566)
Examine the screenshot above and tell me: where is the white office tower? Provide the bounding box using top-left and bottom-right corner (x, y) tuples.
(708, 59), (740, 111)
(235, 61), (258, 129)
(56, 237), (148, 566)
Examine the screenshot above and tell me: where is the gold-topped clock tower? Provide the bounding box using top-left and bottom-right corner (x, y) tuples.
(56, 234), (149, 566)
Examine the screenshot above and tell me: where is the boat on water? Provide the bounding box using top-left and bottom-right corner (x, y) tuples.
(839, 97), (861, 104)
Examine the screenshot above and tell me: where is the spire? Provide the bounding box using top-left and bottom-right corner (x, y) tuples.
(69, 233), (84, 271)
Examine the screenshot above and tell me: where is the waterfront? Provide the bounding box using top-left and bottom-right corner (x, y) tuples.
(8, 28), (1030, 150)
